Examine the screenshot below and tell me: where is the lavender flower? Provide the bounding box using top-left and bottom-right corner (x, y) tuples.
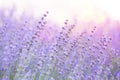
(0, 10), (120, 80)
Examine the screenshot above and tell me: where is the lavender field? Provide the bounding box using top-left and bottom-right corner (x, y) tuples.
(0, 11), (120, 80)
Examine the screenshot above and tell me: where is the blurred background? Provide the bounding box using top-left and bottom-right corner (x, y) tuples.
(0, 0), (119, 49)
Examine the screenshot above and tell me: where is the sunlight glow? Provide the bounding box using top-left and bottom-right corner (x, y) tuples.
(0, 0), (120, 26)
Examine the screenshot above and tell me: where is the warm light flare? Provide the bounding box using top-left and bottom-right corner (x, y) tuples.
(0, 0), (120, 31)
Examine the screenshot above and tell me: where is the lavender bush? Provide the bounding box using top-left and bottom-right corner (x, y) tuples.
(0, 11), (120, 80)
